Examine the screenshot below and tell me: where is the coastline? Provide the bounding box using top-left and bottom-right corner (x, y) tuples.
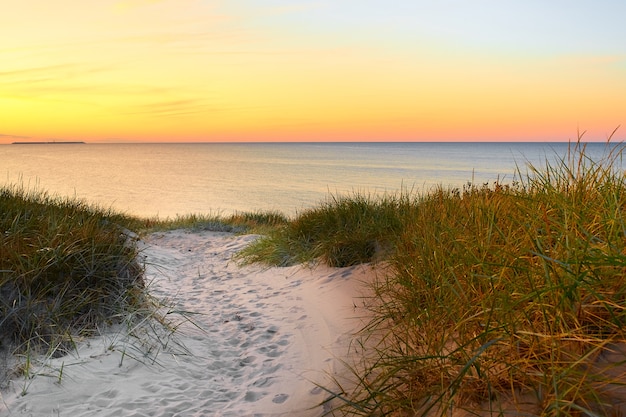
(2, 141), (626, 415)
(11, 141), (85, 145)
(0, 230), (374, 416)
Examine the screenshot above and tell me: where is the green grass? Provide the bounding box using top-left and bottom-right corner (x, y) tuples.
(135, 210), (289, 235)
(236, 192), (408, 267)
(240, 139), (626, 416)
(0, 185), (149, 384)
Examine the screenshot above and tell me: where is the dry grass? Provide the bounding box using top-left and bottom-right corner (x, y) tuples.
(242, 138), (626, 416)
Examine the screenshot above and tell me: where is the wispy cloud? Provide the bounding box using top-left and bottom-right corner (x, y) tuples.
(0, 64), (77, 78)
(0, 32), (254, 61)
(0, 63), (112, 87)
(0, 63), (153, 102)
(0, 64), (102, 97)
(123, 99), (219, 118)
(0, 134), (31, 139)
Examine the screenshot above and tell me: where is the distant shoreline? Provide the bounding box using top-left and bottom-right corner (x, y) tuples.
(12, 141), (86, 145)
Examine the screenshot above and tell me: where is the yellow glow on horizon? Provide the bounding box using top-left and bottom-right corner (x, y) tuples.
(1, 1), (625, 143)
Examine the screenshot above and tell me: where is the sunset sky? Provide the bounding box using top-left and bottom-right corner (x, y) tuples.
(1, 1), (625, 143)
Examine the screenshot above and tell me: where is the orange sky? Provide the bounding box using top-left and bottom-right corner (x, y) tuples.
(1, 1), (625, 143)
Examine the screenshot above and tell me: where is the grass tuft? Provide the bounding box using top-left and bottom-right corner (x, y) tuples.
(237, 192), (408, 267)
(240, 136), (626, 416)
(136, 210), (289, 235)
(0, 185), (146, 385)
(335, 139), (626, 416)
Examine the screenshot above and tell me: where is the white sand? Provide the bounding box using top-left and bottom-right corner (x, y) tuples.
(0, 230), (375, 417)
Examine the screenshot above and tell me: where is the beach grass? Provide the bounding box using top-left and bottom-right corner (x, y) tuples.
(236, 192), (409, 267)
(137, 210), (289, 235)
(0, 185), (149, 384)
(241, 140), (626, 416)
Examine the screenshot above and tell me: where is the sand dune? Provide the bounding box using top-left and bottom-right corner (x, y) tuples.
(1, 230), (374, 416)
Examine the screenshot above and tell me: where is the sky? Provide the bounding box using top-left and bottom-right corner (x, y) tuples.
(1, 0), (625, 143)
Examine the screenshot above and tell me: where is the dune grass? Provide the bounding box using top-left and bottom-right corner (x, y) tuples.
(0, 185), (151, 385)
(141, 210), (288, 234)
(236, 192), (409, 267)
(241, 141), (626, 416)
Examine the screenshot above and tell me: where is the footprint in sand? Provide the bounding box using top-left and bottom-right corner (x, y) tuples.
(272, 393), (289, 404)
(253, 376), (274, 388)
(244, 391), (266, 402)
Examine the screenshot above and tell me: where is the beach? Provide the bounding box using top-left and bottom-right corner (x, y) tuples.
(4, 143), (626, 416)
(0, 230), (374, 416)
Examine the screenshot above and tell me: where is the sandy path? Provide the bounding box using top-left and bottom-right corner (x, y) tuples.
(0, 230), (373, 417)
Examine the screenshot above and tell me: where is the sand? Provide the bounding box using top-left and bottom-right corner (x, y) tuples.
(0, 230), (375, 417)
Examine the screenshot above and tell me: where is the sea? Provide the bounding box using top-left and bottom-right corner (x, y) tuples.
(0, 142), (621, 219)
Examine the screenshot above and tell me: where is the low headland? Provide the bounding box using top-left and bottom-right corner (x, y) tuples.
(11, 141), (86, 145)
(2, 140), (626, 416)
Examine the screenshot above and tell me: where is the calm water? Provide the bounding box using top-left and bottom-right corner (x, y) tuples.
(0, 142), (619, 218)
